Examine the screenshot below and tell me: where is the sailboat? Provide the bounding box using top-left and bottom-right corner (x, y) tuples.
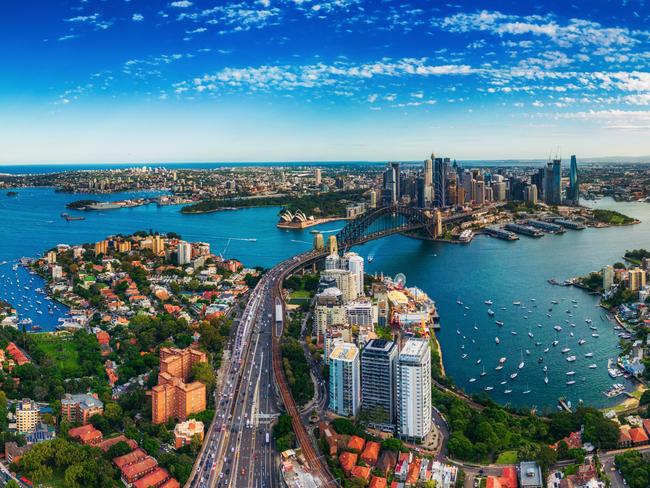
(523, 385), (531, 394)
(480, 366), (487, 377)
(544, 375), (549, 384)
(518, 351), (525, 369)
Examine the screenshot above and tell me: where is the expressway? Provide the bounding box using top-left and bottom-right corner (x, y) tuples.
(188, 272), (279, 488)
(188, 251), (334, 488)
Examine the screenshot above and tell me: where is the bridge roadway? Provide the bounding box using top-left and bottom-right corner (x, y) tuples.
(187, 250), (334, 488)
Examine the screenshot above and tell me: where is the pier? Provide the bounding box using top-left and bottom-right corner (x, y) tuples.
(485, 226), (519, 241)
(504, 222), (544, 237)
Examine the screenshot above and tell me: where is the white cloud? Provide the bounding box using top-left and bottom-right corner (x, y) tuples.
(132, 13), (144, 22)
(170, 1), (193, 8)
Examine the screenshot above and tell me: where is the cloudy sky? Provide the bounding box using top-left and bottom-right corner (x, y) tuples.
(1, 0), (649, 163)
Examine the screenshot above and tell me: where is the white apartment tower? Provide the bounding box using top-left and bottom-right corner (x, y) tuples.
(329, 343), (361, 417)
(397, 338), (432, 441)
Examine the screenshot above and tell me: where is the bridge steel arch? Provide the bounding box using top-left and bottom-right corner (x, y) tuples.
(336, 204), (438, 248)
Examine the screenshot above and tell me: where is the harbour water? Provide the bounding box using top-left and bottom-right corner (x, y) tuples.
(1, 186), (649, 410)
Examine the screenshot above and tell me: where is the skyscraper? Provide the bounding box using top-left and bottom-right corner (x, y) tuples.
(177, 241), (191, 265)
(361, 339), (398, 430)
(345, 252), (365, 296)
(329, 343), (361, 417)
(544, 159), (562, 205)
(397, 338), (431, 441)
(424, 157), (433, 206)
(433, 158), (447, 208)
(569, 155), (579, 205)
(315, 168), (322, 186)
(382, 165), (397, 205)
(602, 265), (615, 290)
(390, 162), (401, 200)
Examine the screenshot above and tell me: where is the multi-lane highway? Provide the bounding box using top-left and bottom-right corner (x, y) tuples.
(188, 272), (279, 488)
(188, 250), (336, 488)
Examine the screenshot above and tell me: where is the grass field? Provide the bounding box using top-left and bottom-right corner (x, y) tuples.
(495, 450), (518, 464)
(30, 333), (82, 374)
(289, 290), (312, 305)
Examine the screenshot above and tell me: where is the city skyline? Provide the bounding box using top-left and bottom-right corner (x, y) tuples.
(1, 0), (649, 164)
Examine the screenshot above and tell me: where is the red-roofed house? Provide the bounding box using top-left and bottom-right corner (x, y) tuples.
(551, 430), (582, 450)
(369, 476), (388, 488)
(318, 422), (339, 456)
(347, 435), (365, 453)
(159, 479), (181, 488)
(132, 467), (173, 488)
(406, 457), (421, 485)
(361, 441), (381, 466)
(98, 435), (138, 453)
(113, 448), (148, 470)
(486, 467), (517, 488)
(619, 426), (632, 448)
(6, 343), (29, 366)
(339, 451), (358, 477)
(96, 331), (110, 346)
(350, 465), (371, 482)
(629, 427), (649, 446)
(120, 456), (158, 485)
(68, 424), (103, 446)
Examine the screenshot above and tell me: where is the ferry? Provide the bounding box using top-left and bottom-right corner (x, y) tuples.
(458, 229), (474, 243)
(495, 320), (504, 326)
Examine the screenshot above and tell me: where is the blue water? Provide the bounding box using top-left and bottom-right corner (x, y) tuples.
(1, 187), (648, 410)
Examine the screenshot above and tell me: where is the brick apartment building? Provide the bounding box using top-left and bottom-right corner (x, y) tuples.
(149, 347), (208, 425)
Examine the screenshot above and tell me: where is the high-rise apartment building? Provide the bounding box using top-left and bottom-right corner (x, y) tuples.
(602, 265), (615, 290)
(382, 165), (397, 205)
(152, 235), (165, 255)
(177, 241), (192, 265)
(16, 399), (41, 433)
(314, 287), (346, 337)
(321, 269), (358, 302)
(329, 343), (360, 417)
(568, 155), (579, 205)
(397, 338), (431, 441)
(628, 267), (646, 292)
(361, 339), (397, 430)
(61, 393), (104, 424)
(524, 185), (538, 205)
(159, 347), (207, 382)
(315, 168), (322, 185)
(345, 252), (364, 296)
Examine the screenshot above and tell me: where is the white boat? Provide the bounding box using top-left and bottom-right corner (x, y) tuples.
(523, 388), (531, 394)
(500, 380), (507, 385)
(511, 331), (517, 335)
(551, 300), (558, 304)
(487, 309), (495, 316)
(543, 365), (548, 372)
(495, 320), (504, 326)
(585, 352), (594, 358)
(495, 337), (500, 344)
(566, 355), (577, 362)
(499, 357), (507, 364)
(456, 329), (460, 335)
(485, 386), (494, 391)
(528, 332), (534, 338)
(474, 325), (479, 331)
(469, 378), (476, 383)
(578, 339), (586, 345)
(513, 301), (521, 306)
(504, 389), (512, 394)
(476, 359), (482, 365)
(484, 300), (493, 305)
(592, 333), (600, 338)
(566, 371), (576, 376)
(544, 376), (549, 384)
(566, 380), (576, 385)
(480, 367), (487, 377)
(585, 318), (592, 324)
(525, 349), (531, 355)
(561, 347), (571, 353)
(518, 353), (525, 369)
(588, 364), (597, 369)
(570, 332), (574, 337)
(554, 325), (563, 332)
(457, 298), (463, 305)
(552, 340), (559, 346)
(544, 348), (550, 353)
(462, 354), (468, 359)
(510, 372), (518, 379)
(495, 365), (503, 371)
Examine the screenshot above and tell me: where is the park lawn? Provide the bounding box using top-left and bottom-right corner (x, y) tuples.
(30, 333), (82, 375)
(495, 450), (518, 464)
(289, 290), (312, 305)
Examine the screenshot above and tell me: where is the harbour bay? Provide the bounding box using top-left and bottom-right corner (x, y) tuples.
(1, 187), (648, 410)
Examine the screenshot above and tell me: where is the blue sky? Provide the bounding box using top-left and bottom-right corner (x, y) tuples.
(0, 0), (649, 163)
